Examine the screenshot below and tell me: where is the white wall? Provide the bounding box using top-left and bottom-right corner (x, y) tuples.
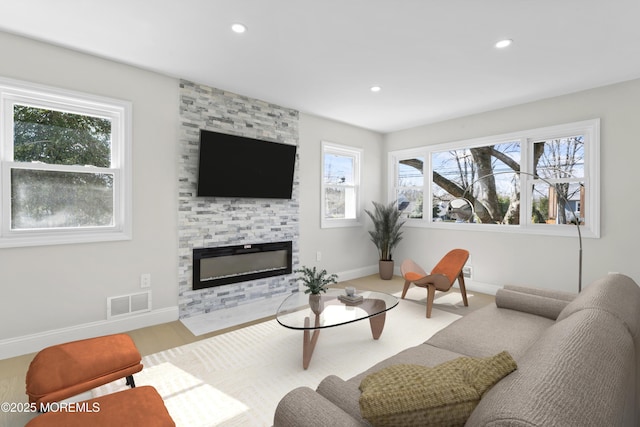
(298, 113), (384, 279)
(0, 32), (180, 357)
(2, 29), (639, 357)
(385, 78), (640, 292)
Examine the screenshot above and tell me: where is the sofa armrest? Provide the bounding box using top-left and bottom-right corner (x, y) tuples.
(496, 287), (574, 320)
(504, 285), (577, 302)
(273, 386), (365, 427)
(317, 375), (369, 424)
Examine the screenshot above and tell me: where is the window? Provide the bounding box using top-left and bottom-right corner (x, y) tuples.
(394, 149), (425, 219)
(388, 119), (600, 238)
(0, 77), (132, 247)
(321, 142), (362, 228)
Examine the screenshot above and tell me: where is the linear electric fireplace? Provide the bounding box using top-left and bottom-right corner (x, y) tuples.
(193, 241), (293, 290)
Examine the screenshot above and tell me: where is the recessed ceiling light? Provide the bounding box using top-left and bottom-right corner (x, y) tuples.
(370, 85), (382, 93)
(495, 39), (513, 49)
(231, 23), (247, 34)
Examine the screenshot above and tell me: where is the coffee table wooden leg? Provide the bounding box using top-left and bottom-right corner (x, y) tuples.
(303, 316), (321, 369)
(367, 299), (387, 339)
(369, 312), (386, 339)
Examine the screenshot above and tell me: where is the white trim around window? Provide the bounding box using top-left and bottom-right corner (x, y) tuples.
(0, 76), (132, 248)
(321, 141), (362, 228)
(388, 119), (600, 238)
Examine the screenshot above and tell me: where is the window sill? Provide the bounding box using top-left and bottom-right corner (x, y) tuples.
(404, 218), (599, 239)
(0, 229), (132, 248)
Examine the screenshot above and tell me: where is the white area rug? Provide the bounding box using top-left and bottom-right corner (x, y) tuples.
(93, 298), (460, 426)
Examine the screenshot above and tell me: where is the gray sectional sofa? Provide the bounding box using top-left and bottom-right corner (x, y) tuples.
(274, 273), (640, 426)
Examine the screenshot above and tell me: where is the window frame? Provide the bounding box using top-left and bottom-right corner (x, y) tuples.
(0, 76), (132, 248)
(391, 147), (425, 219)
(321, 141), (362, 228)
(388, 119), (600, 238)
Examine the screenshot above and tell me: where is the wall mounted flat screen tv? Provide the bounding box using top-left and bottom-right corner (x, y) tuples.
(197, 129), (297, 199)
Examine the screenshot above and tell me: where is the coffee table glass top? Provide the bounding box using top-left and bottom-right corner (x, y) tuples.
(276, 289), (399, 330)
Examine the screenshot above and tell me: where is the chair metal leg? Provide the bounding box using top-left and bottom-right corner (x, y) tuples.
(125, 375), (136, 388)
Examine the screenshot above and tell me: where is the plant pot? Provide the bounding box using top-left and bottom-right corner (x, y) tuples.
(378, 260), (394, 280)
(308, 294), (324, 315)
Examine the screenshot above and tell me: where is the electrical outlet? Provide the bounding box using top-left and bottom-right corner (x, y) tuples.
(462, 266), (473, 279)
(316, 251), (322, 262)
(140, 273), (151, 288)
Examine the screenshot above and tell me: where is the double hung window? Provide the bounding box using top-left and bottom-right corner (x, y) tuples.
(0, 77), (132, 247)
(321, 142), (362, 228)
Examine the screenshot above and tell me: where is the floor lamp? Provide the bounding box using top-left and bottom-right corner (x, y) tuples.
(446, 171), (583, 293)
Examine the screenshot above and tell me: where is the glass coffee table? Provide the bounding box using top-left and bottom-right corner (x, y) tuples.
(276, 289), (399, 369)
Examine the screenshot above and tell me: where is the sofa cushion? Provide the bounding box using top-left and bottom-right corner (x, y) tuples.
(427, 304), (554, 360)
(558, 273), (640, 341)
(349, 343), (464, 384)
(358, 352), (516, 427)
(466, 308), (635, 427)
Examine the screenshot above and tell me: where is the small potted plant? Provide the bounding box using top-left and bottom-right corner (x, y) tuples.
(364, 200), (406, 280)
(294, 266), (338, 314)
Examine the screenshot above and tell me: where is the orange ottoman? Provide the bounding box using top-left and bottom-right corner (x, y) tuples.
(26, 334), (143, 405)
(25, 386), (175, 427)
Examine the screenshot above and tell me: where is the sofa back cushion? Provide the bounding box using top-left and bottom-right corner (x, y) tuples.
(558, 273), (640, 341)
(427, 305), (554, 360)
(466, 308), (636, 426)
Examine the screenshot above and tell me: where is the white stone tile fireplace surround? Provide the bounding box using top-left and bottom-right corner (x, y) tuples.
(178, 80), (300, 329)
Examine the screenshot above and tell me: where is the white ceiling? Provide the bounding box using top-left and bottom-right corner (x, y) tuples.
(1, 0), (640, 133)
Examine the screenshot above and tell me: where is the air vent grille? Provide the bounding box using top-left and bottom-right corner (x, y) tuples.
(107, 291), (151, 319)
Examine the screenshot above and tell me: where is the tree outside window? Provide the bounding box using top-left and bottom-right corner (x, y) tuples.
(396, 154), (424, 219)
(0, 77), (131, 247)
(11, 105), (115, 229)
(389, 119), (599, 238)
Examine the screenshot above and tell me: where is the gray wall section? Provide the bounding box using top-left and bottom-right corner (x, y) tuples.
(177, 81), (300, 318)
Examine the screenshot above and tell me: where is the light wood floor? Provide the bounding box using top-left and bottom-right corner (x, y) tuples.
(0, 274), (494, 411)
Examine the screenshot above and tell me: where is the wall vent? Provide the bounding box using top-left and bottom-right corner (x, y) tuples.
(107, 291), (151, 319)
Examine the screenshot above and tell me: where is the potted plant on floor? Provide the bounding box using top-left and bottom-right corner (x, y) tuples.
(364, 200), (406, 280)
(294, 266), (338, 314)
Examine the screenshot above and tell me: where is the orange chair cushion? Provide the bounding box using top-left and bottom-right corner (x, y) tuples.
(25, 386), (175, 427)
(405, 272), (424, 282)
(26, 334), (142, 405)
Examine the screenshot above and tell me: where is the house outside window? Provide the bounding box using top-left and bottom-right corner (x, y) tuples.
(321, 141), (362, 228)
(388, 119), (600, 238)
(0, 77), (132, 247)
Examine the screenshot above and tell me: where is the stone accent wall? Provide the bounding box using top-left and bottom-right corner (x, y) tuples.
(178, 80), (299, 318)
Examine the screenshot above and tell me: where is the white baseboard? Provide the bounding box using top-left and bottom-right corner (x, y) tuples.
(336, 265), (379, 281)
(0, 306), (179, 360)
(338, 265), (502, 296)
(454, 280), (502, 296)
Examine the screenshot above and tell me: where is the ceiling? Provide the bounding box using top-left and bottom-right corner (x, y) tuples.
(1, 0), (640, 133)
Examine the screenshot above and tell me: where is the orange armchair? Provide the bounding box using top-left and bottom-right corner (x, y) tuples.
(400, 249), (470, 318)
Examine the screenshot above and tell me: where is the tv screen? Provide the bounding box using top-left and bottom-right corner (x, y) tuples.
(197, 130), (297, 199)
